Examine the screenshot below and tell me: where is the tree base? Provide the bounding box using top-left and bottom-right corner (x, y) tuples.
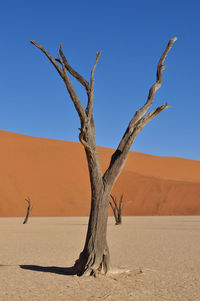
(73, 246), (110, 277)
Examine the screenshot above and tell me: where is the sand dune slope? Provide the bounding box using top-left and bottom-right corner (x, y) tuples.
(0, 130), (200, 216)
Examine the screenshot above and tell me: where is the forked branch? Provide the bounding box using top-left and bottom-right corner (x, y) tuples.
(103, 37), (177, 185)
(59, 44), (90, 93)
(129, 37), (177, 129)
(109, 194), (130, 225)
(31, 41), (101, 150)
(30, 41), (86, 123)
(123, 102), (169, 152)
(117, 37), (177, 153)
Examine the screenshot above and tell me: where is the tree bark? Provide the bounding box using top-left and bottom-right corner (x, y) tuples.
(74, 191), (110, 276)
(74, 125), (112, 275)
(30, 37), (177, 276)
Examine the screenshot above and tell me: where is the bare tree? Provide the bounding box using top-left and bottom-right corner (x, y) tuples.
(23, 197), (32, 224)
(30, 37), (177, 276)
(109, 194), (130, 225)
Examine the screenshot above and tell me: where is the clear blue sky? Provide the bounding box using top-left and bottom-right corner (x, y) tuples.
(0, 0), (199, 160)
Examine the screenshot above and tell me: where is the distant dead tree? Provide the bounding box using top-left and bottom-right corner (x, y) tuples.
(109, 194), (130, 225)
(31, 37), (177, 276)
(23, 197), (32, 224)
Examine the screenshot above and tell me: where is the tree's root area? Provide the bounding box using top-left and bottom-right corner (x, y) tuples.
(73, 249), (110, 277)
(73, 255), (131, 277)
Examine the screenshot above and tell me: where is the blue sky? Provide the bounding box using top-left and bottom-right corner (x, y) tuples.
(0, 0), (199, 160)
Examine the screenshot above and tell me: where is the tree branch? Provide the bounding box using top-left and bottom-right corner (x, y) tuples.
(59, 44), (90, 93)
(123, 102), (169, 152)
(133, 37), (177, 124)
(30, 40), (87, 123)
(110, 194), (118, 213)
(30, 41), (63, 77)
(118, 194), (123, 213)
(117, 37), (177, 152)
(104, 103), (169, 184)
(103, 37), (177, 186)
(86, 52), (101, 120)
(23, 197), (32, 224)
(109, 199), (115, 212)
(109, 195), (118, 222)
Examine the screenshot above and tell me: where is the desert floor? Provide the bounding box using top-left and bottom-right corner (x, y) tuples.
(0, 216), (200, 301)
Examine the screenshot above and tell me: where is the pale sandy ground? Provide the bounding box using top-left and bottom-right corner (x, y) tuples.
(0, 216), (200, 301)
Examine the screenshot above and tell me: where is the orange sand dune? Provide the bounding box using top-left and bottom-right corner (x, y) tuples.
(0, 130), (200, 217)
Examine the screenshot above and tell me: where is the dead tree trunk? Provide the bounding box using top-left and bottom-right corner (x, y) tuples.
(23, 197), (32, 224)
(109, 195), (124, 225)
(31, 37), (177, 276)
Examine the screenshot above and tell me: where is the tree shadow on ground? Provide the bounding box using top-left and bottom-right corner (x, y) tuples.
(20, 265), (76, 276)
